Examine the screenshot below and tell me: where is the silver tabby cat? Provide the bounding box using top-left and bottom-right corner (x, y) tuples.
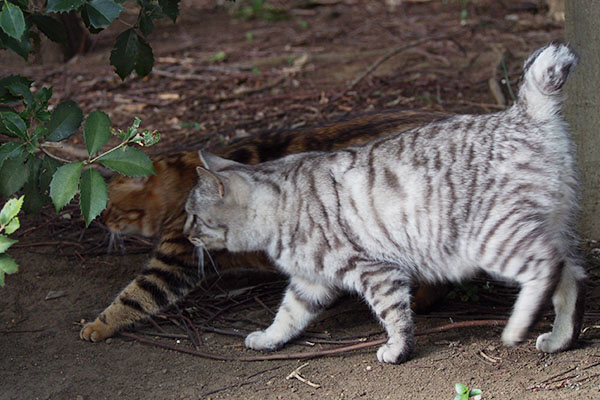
(184, 42), (586, 364)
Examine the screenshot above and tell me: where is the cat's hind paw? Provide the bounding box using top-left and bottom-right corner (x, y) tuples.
(244, 330), (282, 352)
(376, 341), (412, 364)
(80, 319), (115, 342)
(501, 327), (526, 347)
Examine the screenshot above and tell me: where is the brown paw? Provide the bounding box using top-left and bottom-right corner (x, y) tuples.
(80, 319), (115, 342)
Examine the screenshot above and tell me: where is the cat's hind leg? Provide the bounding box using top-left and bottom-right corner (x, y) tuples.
(499, 257), (562, 347)
(536, 257), (586, 353)
(244, 276), (338, 351)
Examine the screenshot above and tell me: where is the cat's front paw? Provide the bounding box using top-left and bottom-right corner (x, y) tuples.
(80, 319), (115, 342)
(244, 330), (282, 352)
(535, 332), (571, 353)
(376, 341), (412, 364)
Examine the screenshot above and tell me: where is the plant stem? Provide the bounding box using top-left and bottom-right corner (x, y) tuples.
(87, 140), (131, 164)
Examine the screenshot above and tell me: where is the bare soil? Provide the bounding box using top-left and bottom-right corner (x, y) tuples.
(2, 1), (600, 399)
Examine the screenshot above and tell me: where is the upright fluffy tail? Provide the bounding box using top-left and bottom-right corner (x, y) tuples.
(517, 40), (579, 121)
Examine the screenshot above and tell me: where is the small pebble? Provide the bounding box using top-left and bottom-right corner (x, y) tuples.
(105, 338), (112, 344)
(366, 366), (372, 371)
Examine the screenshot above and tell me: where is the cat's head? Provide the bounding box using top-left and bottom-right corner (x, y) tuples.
(184, 151), (249, 250)
(103, 174), (164, 237)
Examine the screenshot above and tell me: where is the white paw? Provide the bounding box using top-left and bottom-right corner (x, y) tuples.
(536, 332), (569, 353)
(501, 328), (525, 347)
(376, 342), (410, 364)
(244, 330), (281, 352)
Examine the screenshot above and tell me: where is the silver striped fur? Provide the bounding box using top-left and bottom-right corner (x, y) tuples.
(184, 42), (586, 364)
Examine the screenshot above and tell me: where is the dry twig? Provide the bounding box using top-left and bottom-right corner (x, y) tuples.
(286, 363), (321, 389)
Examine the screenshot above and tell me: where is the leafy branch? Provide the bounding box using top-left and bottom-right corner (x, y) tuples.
(0, 195), (23, 286)
(0, 75), (159, 227)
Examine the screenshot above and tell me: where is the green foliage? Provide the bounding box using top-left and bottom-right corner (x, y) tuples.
(0, 76), (159, 227)
(454, 383), (482, 400)
(83, 111), (111, 155)
(0, 2), (26, 41)
(0, 195), (23, 287)
(85, 0), (123, 29)
(0, 0), (184, 80)
(209, 51), (227, 63)
(79, 168), (107, 226)
(45, 101), (84, 142)
(110, 28), (154, 80)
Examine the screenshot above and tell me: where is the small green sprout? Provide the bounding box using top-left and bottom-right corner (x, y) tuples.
(454, 383), (482, 400)
(209, 51), (227, 63)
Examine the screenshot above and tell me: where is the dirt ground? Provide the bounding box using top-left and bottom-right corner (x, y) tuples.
(2, 1), (600, 399)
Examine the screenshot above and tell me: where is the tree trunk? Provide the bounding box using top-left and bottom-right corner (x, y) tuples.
(565, 1), (600, 240)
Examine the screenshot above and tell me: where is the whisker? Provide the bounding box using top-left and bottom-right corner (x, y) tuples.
(193, 245), (206, 279)
(204, 249), (220, 279)
(107, 232), (126, 255)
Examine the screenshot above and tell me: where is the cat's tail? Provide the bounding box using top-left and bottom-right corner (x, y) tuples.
(517, 40), (579, 121)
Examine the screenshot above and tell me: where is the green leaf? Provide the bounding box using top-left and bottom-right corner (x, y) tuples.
(34, 86), (52, 105)
(110, 29), (154, 80)
(0, 75), (32, 103)
(138, 13), (154, 36)
(4, 217), (20, 234)
(0, 234), (17, 253)
(46, 0), (86, 13)
(0, 142), (23, 169)
(0, 195), (24, 226)
(45, 100), (83, 142)
(85, 0), (123, 29)
(40, 155), (60, 192)
(158, 0), (180, 22)
(0, 29), (30, 60)
(30, 14), (67, 43)
(79, 168), (107, 226)
(0, 111), (27, 139)
(6, 81), (33, 107)
(49, 161), (83, 211)
(455, 383), (468, 395)
(0, 254), (19, 286)
(0, 155), (28, 196)
(469, 389), (482, 396)
(23, 157), (47, 214)
(110, 29), (137, 80)
(0, 2), (26, 41)
(134, 35), (153, 77)
(99, 146), (155, 177)
(83, 111), (111, 155)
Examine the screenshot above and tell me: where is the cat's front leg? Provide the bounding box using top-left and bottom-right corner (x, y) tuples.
(245, 276), (338, 351)
(81, 250), (199, 341)
(358, 264), (414, 364)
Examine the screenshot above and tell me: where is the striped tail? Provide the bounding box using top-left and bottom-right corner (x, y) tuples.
(517, 40), (579, 121)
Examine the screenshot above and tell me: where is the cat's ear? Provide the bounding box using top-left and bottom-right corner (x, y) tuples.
(195, 166), (225, 198)
(198, 150), (242, 171)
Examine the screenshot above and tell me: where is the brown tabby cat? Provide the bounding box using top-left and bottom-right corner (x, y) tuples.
(81, 109), (449, 342)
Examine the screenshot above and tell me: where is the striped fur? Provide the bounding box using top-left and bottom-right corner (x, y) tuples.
(184, 42), (586, 364)
(80, 109), (448, 342)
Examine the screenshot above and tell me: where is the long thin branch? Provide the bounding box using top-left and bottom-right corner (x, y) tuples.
(120, 319), (507, 362)
(328, 34), (457, 105)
